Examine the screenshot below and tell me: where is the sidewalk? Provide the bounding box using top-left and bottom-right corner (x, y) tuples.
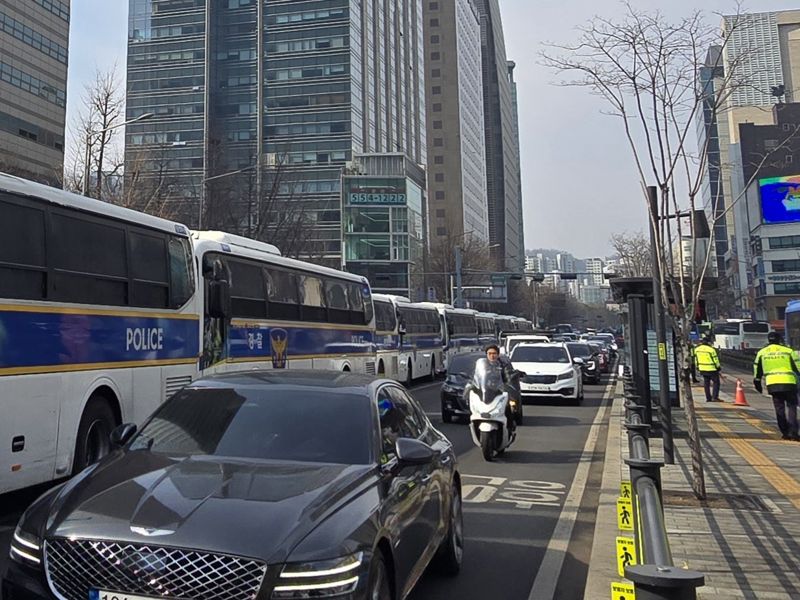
(584, 374), (800, 599)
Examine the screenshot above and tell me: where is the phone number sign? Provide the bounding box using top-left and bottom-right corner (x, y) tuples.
(348, 192), (406, 205)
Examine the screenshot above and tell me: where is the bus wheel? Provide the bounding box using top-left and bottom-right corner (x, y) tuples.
(72, 395), (117, 475)
(405, 361), (413, 388)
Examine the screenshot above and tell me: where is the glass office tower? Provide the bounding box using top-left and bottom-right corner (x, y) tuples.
(126, 0), (426, 265)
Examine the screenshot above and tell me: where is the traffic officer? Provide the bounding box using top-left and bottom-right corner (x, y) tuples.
(694, 335), (722, 402)
(754, 332), (800, 441)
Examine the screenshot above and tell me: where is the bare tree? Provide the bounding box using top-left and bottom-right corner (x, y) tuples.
(542, 4), (800, 498)
(610, 231), (653, 277)
(65, 66), (124, 198)
(427, 225), (496, 303)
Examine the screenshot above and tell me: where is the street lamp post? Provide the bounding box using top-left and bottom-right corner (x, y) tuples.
(83, 112), (153, 197)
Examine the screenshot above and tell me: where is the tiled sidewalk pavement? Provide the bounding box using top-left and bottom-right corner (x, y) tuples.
(583, 376), (800, 599)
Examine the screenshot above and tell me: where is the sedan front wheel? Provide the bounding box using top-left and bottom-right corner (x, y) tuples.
(434, 486), (464, 575)
(367, 553), (392, 600)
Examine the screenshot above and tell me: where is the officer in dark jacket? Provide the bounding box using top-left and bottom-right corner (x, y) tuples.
(754, 332), (800, 441)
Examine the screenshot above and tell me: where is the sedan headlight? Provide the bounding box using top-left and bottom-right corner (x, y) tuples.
(442, 383), (461, 394)
(557, 370), (574, 381)
(273, 552), (363, 598)
(10, 525), (41, 566)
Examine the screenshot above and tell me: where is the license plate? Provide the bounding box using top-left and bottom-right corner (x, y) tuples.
(90, 590), (173, 600)
(523, 384), (549, 392)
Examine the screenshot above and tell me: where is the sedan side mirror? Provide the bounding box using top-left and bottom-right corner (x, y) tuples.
(110, 423), (138, 447)
(573, 357), (585, 365)
(395, 438), (435, 466)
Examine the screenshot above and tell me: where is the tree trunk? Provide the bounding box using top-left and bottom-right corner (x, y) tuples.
(678, 340), (706, 499)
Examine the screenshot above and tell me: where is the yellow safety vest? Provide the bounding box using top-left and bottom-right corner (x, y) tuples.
(753, 344), (799, 387)
(694, 344), (720, 372)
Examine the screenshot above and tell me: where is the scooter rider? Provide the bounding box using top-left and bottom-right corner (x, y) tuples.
(484, 344), (517, 431)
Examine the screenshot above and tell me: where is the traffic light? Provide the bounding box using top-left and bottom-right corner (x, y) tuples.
(560, 273), (578, 280)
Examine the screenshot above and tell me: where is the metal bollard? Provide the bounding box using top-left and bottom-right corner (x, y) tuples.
(625, 565), (704, 600)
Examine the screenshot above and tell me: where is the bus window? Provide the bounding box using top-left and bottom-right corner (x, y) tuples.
(168, 237), (193, 307)
(266, 268), (300, 320)
(130, 231), (169, 309)
(0, 196), (46, 300)
(326, 279), (350, 324)
(228, 259), (267, 319)
(375, 300), (396, 333)
(299, 274), (326, 322)
(742, 322), (769, 333)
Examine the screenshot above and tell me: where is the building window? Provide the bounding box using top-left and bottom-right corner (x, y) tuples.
(436, 209), (446, 217)
(431, 35), (440, 44)
(432, 68), (441, 78)
(433, 138), (443, 147)
(435, 191), (445, 200)
(433, 120), (442, 129)
(775, 282), (800, 294)
(436, 227), (447, 236)
(769, 235), (800, 249)
(429, 18), (439, 27)
(432, 86), (441, 95)
(434, 173), (444, 182)
(430, 51), (440, 60)
(433, 103), (442, 112)
(429, 1), (439, 9)
(772, 259), (800, 272)
(434, 155), (443, 164)
(787, 154), (794, 164)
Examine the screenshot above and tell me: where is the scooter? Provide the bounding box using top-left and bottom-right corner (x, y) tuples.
(466, 358), (516, 461)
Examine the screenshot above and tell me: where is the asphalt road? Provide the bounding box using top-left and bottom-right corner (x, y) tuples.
(0, 373), (614, 600)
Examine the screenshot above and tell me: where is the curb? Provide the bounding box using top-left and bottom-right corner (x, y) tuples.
(582, 381), (624, 599)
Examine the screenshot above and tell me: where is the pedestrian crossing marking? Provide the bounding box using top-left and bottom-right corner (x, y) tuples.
(620, 480), (632, 499)
(617, 498), (633, 531)
(616, 536), (637, 577)
(611, 581), (635, 599)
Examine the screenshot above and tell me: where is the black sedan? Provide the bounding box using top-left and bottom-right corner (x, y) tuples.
(566, 342), (602, 384)
(3, 371), (463, 600)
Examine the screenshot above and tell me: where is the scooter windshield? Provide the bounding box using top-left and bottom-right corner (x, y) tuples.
(473, 358), (503, 399)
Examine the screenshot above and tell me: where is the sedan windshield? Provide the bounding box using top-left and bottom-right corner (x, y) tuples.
(511, 346), (569, 363)
(567, 343), (593, 358)
(448, 352), (482, 376)
(130, 387), (372, 465)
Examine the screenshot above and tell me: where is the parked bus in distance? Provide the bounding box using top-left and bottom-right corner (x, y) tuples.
(476, 312), (499, 346)
(0, 175), (376, 494)
(373, 294), (443, 384)
(195, 230), (376, 376)
(420, 304), (481, 368)
(712, 319), (772, 350)
(786, 300), (800, 351)
(513, 317), (534, 332)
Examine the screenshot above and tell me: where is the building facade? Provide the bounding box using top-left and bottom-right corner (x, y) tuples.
(424, 0), (488, 245)
(0, 0), (69, 186)
(341, 153), (426, 298)
(474, 0), (523, 272)
(126, 0), (426, 264)
(585, 257), (605, 287)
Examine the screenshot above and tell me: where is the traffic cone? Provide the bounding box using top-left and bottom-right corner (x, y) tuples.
(734, 379), (749, 406)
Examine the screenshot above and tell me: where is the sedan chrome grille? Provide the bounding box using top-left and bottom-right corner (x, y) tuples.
(45, 538), (266, 600)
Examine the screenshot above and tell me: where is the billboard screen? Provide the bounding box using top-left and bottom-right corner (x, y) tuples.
(760, 174), (800, 223)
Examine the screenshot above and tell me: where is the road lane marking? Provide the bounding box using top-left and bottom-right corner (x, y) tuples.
(461, 475), (567, 509)
(527, 377), (615, 600)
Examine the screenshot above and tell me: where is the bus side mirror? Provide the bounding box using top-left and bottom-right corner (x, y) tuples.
(399, 322), (407, 336)
(208, 279), (231, 319)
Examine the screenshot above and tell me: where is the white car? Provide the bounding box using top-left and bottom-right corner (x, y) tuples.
(510, 342), (584, 403)
(502, 334), (551, 355)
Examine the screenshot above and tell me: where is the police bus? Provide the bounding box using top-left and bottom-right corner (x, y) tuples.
(419, 303), (481, 369)
(0, 175), (375, 493)
(712, 319), (772, 350)
(373, 294), (443, 384)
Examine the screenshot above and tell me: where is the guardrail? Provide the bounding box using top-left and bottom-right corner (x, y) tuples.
(620, 366), (705, 599)
(719, 348), (757, 371)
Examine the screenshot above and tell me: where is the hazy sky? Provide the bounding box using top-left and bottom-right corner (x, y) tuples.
(66, 0), (800, 258)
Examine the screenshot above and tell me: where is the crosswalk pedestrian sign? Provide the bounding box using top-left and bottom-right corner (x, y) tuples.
(611, 581), (635, 599)
(620, 480), (632, 499)
(617, 498), (633, 531)
(616, 536), (637, 576)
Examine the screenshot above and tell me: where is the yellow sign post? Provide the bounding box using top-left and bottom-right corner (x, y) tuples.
(616, 536), (637, 576)
(620, 480), (632, 500)
(617, 498), (633, 531)
(611, 581), (636, 599)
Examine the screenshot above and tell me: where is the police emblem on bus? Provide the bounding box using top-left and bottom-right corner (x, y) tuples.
(270, 328), (288, 369)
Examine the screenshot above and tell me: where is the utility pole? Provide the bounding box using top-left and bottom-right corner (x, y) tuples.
(454, 246), (463, 308)
(648, 185), (674, 464)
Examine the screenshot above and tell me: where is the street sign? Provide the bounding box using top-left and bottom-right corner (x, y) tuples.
(611, 581), (636, 599)
(620, 480), (632, 500)
(617, 498), (633, 531)
(616, 536), (637, 577)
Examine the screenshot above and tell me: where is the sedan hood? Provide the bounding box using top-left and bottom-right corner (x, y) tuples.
(41, 451), (377, 562)
(512, 361), (573, 376)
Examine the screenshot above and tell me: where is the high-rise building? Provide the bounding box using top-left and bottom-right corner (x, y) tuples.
(585, 257), (605, 287)
(508, 60), (524, 268)
(126, 0), (426, 264)
(0, 0), (69, 186)
(424, 0), (488, 244)
(474, 0), (523, 272)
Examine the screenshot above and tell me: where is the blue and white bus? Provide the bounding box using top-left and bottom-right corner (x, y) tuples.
(421, 304), (481, 368)
(0, 175), (376, 493)
(373, 294), (444, 384)
(476, 312), (499, 346)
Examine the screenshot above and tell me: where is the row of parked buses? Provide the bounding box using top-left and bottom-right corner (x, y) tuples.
(373, 294), (533, 385)
(0, 174), (531, 493)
